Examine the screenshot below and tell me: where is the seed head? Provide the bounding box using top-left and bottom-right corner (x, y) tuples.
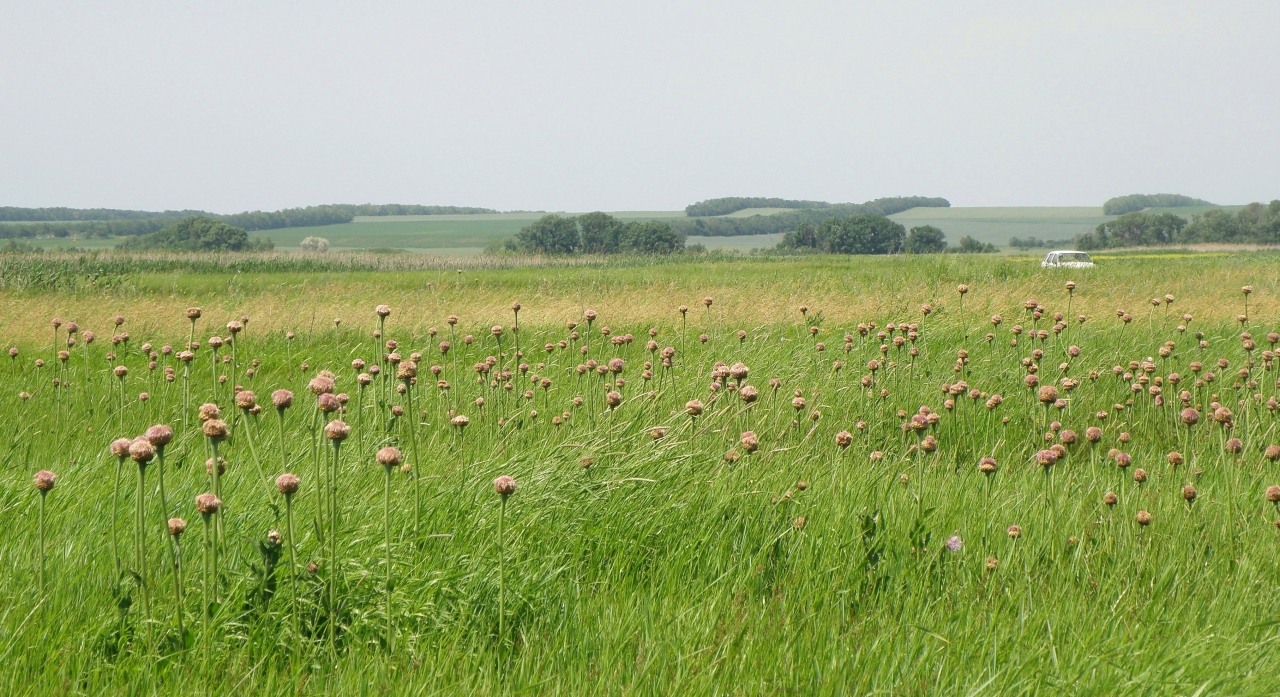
(110, 437), (133, 460)
(740, 430), (759, 453)
(324, 420), (350, 441)
(685, 399), (704, 417)
(1007, 525), (1022, 539)
(203, 419), (229, 440)
(451, 414), (470, 429)
(198, 403), (221, 421)
(33, 469), (56, 492)
(1182, 484), (1197, 503)
(205, 457), (227, 476)
(1133, 468), (1148, 484)
(376, 447), (403, 468)
(1267, 485), (1280, 503)
(129, 437), (155, 465)
(1181, 408), (1199, 425)
(168, 518), (187, 537)
(979, 456), (998, 475)
(605, 391), (622, 408)
(186, 308), (202, 320)
(1136, 510), (1152, 526)
(272, 389), (294, 409)
(144, 424), (174, 449)
(375, 304), (391, 318)
(835, 430), (853, 449)
(195, 493), (221, 517)
(235, 390), (257, 410)
(276, 473), (301, 495)
(1103, 491), (1118, 507)
(493, 475), (517, 498)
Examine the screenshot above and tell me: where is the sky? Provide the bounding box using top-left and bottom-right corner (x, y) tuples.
(2, 1), (1277, 213)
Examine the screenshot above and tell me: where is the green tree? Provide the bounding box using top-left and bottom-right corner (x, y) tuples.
(117, 216), (270, 252)
(618, 221), (684, 254)
(515, 215), (580, 254)
(904, 225), (947, 254)
(577, 212), (624, 254)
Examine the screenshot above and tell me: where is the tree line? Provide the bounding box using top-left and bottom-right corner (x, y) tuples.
(0, 203), (499, 239)
(116, 216), (273, 252)
(674, 196), (950, 237)
(776, 216), (995, 255)
(502, 213), (684, 255)
(1102, 193), (1214, 215)
(1075, 201), (1280, 249)
(683, 197), (832, 217)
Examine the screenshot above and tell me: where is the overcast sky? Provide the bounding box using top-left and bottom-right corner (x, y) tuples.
(2, 2), (1276, 213)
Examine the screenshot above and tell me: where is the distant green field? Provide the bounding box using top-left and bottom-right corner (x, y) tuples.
(269, 211), (685, 252)
(7, 206), (1237, 255)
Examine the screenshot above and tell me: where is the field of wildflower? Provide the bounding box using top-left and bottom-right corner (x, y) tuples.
(3, 252), (1280, 695)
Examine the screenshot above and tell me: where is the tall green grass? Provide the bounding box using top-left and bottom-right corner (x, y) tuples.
(1, 256), (1280, 693)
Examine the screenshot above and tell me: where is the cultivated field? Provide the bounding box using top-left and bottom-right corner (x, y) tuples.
(13, 205), (1236, 255)
(3, 252), (1280, 694)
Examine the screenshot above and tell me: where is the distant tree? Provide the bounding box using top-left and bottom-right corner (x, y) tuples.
(618, 221), (684, 254)
(577, 212), (624, 254)
(778, 215), (905, 254)
(300, 236), (330, 252)
(904, 225), (947, 254)
(117, 216), (271, 252)
(514, 215), (580, 254)
(949, 236), (997, 254)
(1103, 194), (1214, 215)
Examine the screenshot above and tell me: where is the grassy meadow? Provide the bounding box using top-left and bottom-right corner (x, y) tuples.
(3, 251), (1280, 694)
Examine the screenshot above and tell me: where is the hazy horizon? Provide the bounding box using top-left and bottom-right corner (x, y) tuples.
(3, 2), (1277, 214)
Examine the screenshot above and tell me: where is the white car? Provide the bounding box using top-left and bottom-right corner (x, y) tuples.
(1041, 250), (1094, 268)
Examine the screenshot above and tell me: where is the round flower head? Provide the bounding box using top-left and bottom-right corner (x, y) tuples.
(1267, 485), (1280, 503)
(168, 517), (187, 537)
(272, 389), (294, 409)
(1007, 525), (1022, 539)
(226, 321), (242, 335)
(375, 447), (403, 469)
(979, 456), (998, 474)
(110, 437), (133, 460)
(740, 430), (759, 453)
(202, 419), (229, 441)
(1182, 484), (1197, 502)
(33, 469), (56, 492)
(1136, 510), (1152, 526)
(308, 376), (336, 395)
(276, 473), (301, 495)
(375, 304), (391, 318)
(198, 403), (221, 421)
(316, 393), (341, 413)
(493, 475), (517, 498)
(1103, 491), (1118, 507)
(451, 414), (470, 429)
(605, 391), (622, 408)
(324, 420), (351, 441)
(205, 457), (227, 476)
(129, 437), (155, 465)
(194, 493), (221, 517)
(235, 390), (257, 410)
(835, 430), (853, 449)
(945, 535), (963, 552)
(685, 399), (704, 417)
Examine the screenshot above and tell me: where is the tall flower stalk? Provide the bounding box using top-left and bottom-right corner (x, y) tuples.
(34, 470), (56, 594)
(376, 447), (402, 652)
(493, 475), (517, 645)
